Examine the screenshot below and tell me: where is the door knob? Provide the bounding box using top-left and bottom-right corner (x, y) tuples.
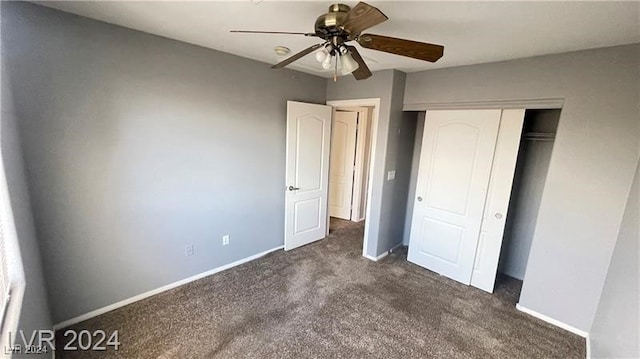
(495, 212), (503, 219)
(417, 196), (423, 202)
(288, 186), (300, 191)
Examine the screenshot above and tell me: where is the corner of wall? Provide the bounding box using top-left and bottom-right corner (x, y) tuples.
(587, 158), (640, 358)
(1, 55), (54, 341)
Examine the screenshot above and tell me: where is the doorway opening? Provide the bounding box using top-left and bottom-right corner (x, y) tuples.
(328, 106), (373, 252)
(328, 106), (373, 222)
(494, 109), (561, 303)
(326, 99), (380, 257)
(327, 107), (373, 248)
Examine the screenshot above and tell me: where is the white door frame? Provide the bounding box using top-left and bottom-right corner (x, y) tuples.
(326, 99), (381, 259)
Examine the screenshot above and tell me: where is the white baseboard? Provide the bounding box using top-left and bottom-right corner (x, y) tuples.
(364, 251), (389, 262)
(389, 242), (403, 252)
(516, 304), (589, 338)
(364, 242), (403, 262)
(586, 334), (591, 359)
(364, 253), (384, 261)
(53, 246), (284, 330)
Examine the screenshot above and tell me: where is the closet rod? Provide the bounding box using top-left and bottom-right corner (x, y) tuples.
(523, 132), (555, 141)
(524, 137), (554, 142)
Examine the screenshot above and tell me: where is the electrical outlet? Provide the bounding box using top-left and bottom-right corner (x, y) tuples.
(387, 170), (396, 180)
(185, 244), (194, 256)
(222, 235), (230, 246)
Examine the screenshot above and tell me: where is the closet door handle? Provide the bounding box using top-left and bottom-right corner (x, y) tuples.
(417, 196), (423, 202)
(495, 212), (503, 219)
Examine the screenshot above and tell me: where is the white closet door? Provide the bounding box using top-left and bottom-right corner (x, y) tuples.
(408, 110), (501, 284)
(470, 109), (525, 292)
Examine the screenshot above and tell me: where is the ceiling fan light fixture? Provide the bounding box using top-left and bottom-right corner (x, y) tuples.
(321, 54), (333, 70)
(315, 47), (328, 62)
(316, 43), (335, 63)
(315, 51), (326, 62)
(338, 51), (359, 75)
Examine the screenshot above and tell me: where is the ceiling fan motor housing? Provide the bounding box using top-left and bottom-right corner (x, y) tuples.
(315, 4), (351, 40)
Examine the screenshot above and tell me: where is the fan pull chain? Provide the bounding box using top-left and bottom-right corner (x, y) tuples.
(333, 54), (338, 82)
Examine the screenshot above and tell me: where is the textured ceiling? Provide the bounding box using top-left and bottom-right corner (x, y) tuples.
(36, 1), (640, 77)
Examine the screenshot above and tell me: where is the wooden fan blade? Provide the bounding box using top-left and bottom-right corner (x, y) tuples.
(342, 2), (388, 36)
(271, 43), (324, 69)
(357, 34), (444, 62)
(346, 46), (372, 80)
(231, 30), (317, 37)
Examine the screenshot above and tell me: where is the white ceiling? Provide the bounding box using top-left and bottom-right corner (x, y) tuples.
(36, 1), (640, 78)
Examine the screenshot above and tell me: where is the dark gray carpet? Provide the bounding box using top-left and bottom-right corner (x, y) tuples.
(57, 219), (584, 358)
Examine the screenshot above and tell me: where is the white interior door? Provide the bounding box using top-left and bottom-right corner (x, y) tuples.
(285, 101), (332, 251)
(329, 110), (358, 220)
(351, 107), (371, 222)
(408, 109), (502, 284)
(470, 109), (525, 292)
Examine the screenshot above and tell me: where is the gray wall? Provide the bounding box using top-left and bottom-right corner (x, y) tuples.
(1, 58), (52, 354)
(376, 72), (416, 254)
(327, 70), (414, 257)
(404, 44), (640, 332)
(2, 2), (326, 324)
(498, 110), (559, 280)
(589, 160), (639, 358)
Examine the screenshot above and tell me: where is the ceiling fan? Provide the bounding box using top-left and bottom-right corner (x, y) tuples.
(231, 2), (444, 80)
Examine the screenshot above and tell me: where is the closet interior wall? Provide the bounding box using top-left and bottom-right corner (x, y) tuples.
(498, 109), (561, 280)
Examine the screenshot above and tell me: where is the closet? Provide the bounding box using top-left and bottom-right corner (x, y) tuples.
(407, 109), (525, 291)
(406, 108), (560, 295)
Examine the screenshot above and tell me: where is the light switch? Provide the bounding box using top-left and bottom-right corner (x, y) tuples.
(387, 170), (396, 180)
